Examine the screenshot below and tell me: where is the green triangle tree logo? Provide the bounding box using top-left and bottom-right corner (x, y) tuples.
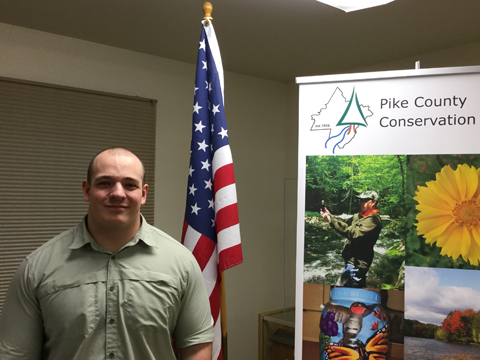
(336, 88), (368, 128)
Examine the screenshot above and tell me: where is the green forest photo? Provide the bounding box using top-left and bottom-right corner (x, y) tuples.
(304, 155), (406, 289)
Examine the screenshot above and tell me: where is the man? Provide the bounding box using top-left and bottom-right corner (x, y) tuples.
(320, 191), (382, 288)
(0, 148), (214, 360)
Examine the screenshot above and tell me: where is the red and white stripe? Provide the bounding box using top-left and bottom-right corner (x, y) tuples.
(181, 143), (241, 360)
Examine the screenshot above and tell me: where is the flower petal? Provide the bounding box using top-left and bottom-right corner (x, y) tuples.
(416, 215), (454, 237)
(471, 224), (480, 247)
(439, 225), (465, 260)
(466, 230), (480, 265)
(437, 165), (462, 202)
(434, 222), (458, 247)
(460, 225), (472, 262)
(474, 168), (480, 199)
(456, 164), (478, 201)
(414, 186), (452, 211)
(426, 177), (458, 204)
(416, 205), (452, 219)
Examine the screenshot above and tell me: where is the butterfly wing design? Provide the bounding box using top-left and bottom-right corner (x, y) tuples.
(325, 342), (362, 360)
(365, 324), (389, 360)
(324, 324), (389, 360)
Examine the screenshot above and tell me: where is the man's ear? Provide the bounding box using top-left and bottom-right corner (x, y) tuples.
(82, 180), (91, 202)
(141, 184), (149, 205)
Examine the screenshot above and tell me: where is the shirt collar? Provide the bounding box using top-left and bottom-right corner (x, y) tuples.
(69, 214), (157, 250)
(135, 215), (157, 248)
(360, 208), (379, 217)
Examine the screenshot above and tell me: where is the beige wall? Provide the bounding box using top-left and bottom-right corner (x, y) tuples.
(0, 22), (290, 360)
(349, 41), (480, 73)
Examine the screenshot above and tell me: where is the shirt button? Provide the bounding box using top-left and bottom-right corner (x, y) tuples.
(109, 353), (115, 358)
(109, 318), (115, 324)
(109, 286), (115, 291)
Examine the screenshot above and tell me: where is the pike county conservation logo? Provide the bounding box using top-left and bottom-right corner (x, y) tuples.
(311, 87), (373, 154)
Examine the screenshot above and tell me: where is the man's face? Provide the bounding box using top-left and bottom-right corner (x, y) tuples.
(82, 150), (148, 229)
(359, 198), (376, 212)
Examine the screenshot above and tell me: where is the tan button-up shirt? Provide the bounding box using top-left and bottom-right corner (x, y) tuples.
(0, 216), (214, 360)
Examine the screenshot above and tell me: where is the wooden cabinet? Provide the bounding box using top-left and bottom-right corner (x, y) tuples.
(272, 342), (294, 360)
(258, 308), (294, 360)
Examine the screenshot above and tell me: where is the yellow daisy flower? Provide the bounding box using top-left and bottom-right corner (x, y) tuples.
(414, 164), (480, 265)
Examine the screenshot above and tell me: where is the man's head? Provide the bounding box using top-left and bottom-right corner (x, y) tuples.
(82, 148), (148, 231)
(87, 148), (146, 186)
(358, 191), (379, 212)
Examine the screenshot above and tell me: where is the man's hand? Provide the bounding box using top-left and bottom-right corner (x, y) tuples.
(178, 342), (212, 360)
(320, 207), (332, 223)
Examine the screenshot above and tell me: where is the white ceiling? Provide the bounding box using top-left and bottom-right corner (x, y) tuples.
(0, 0), (479, 83)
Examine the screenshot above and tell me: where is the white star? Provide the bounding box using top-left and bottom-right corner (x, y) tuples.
(191, 203), (201, 215)
(193, 102), (202, 114)
(218, 127), (228, 139)
(204, 179), (213, 190)
(208, 199), (215, 209)
(194, 86), (198, 94)
(189, 183), (197, 195)
(211, 124), (215, 133)
(188, 166), (195, 177)
(205, 80), (209, 89)
(199, 40), (206, 51)
(210, 144), (214, 152)
(198, 140), (208, 152)
(194, 121), (206, 133)
(211, 218), (215, 227)
(201, 159), (211, 171)
(212, 104), (220, 116)
(208, 82), (212, 93)
(202, 61), (207, 70)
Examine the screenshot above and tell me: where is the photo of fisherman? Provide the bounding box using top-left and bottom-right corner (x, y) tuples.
(321, 191), (382, 288)
(303, 155), (405, 289)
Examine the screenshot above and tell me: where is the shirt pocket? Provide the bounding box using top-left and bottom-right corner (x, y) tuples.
(121, 271), (182, 332)
(38, 277), (103, 338)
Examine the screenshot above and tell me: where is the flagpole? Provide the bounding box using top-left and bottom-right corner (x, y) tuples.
(202, 5), (229, 359)
(202, 5), (229, 358)
(220, 272), (228, 360)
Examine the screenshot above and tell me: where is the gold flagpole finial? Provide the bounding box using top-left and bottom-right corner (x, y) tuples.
(203, 2), (213, 21)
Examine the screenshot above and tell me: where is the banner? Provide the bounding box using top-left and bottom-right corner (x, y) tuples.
(295, 66), (480, 359)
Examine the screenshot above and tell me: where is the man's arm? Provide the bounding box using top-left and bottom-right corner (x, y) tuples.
(0, 259), (43, 359)
(178, 342), (212, 360)
(320, 207), (353, 227)
(330, 215), (381, 240)
(174, 257), (215, 351)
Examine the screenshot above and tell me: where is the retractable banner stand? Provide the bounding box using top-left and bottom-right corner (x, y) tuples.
(295, 66), (480, 359)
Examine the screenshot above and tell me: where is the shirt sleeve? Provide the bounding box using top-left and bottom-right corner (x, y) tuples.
(330, 214), (381, 241)
(0, 259), (43, 359)
(173, 257), (214, 348)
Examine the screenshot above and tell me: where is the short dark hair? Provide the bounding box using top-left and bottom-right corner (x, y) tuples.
(87, 147), (146, 185)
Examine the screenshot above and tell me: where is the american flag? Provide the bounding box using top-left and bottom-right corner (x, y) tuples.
(181, 21), (243, 360)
